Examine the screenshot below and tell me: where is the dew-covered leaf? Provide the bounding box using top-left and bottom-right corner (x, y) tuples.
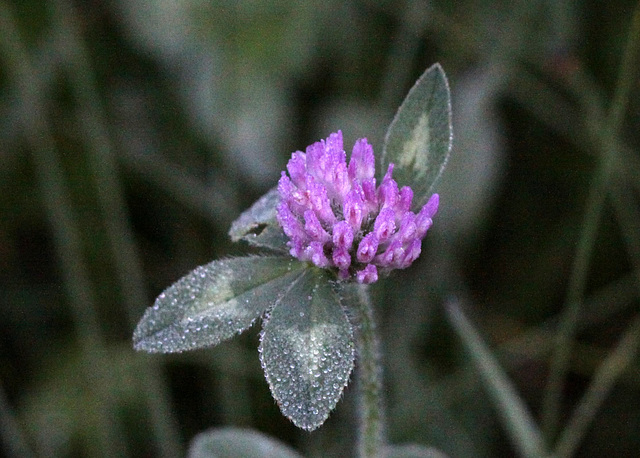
(133, 256), (306, 353)
(382, 63), (452, 209)
(259, 269), (354, 431)
(188, 427), (303, 458)
(228, 187), (288, 252)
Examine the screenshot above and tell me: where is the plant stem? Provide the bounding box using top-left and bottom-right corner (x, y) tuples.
(540, 124), (611, 444)
(606, 1), (640, 138)
(0, 382), (35, 458)
(351, 284), (385, 458)
(445, 299), (548, 458)
(541, 0), (640, 442)
(554, 313), (640, 458)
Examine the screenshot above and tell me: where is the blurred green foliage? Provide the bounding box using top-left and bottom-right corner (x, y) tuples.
(1, 0), (639, 457)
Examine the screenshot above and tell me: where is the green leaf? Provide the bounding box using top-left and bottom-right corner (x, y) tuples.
(382, 63), (452, 209)
(133, 256), (306, 353)
(444, 300), (548, 458)
(259, 269), (354, 431)
(188, 427), (303, 458)
(228, 187), (288, 252)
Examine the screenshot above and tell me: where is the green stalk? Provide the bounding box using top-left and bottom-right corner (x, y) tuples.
(350, 284), (385, 458)
(610, 184), (640, 276)
(554, 313), (640, 458)
(445, 300), (548, 458)
(541, 0), (640, 442)
(435, 270), (639, 408)
(0, 382), (35, 458)
(540, 129), (611, 442)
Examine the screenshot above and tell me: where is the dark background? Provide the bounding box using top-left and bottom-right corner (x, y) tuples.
(1, 0), (639, 456)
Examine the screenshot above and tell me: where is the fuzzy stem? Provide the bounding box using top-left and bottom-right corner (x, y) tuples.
(351, 284), (385, 458)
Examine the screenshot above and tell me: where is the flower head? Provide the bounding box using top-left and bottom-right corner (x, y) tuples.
(277, 131), (439, 283)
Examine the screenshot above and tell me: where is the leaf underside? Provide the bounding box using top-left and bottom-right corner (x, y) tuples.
(382, 63), (453, 210)
(259, 269), (354, 431)
(133, 256), (306, 353)
(228, 187), (288, 252)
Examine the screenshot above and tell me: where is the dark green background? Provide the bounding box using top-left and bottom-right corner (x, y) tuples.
(1, 0), (638, 456)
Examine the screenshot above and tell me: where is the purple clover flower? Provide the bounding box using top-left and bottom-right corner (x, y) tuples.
(277, 131), (439, 284)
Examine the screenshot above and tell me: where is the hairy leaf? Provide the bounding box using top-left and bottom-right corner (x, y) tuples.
(188, 427), (302, 458)
(133, 256), (306, 353)
(382, 63), (452, 209)
(259, 269), (354, 431)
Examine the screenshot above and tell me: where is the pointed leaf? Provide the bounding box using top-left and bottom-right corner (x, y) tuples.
(382, 63), (452, 208)
(259, 269), (354, 431)
(133, 256), (306, 353)
(229, 187), (288, 252)
(188, 427), (303, 458)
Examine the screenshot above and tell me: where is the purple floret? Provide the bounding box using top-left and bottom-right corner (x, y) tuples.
(276, 131), (439, 284)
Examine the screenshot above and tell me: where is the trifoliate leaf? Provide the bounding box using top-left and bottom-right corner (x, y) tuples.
(133, 256), (306, 353)
(259, 269), (354, 431)
(228, 187), (288, 252)
(382, 63), (452, 209)
(188, 427), (303, 458)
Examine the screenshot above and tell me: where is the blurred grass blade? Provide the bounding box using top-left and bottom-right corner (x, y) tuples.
(445, 299), (548, 458)
(50, 1), (183, 454)
(605, 0), (640, 136)
(382, 63), (452, 209)
(0, 3), (128, 455)
(554, 313), (640, 458)
(0, 382), (35, 458)
(188, 427), (303, 458)
(542, 1), (640, 440)
(611, 183), (640, 267)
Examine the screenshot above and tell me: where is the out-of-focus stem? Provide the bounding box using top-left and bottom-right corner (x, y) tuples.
(50, 1), (183, 455)
(541, 1), (640, 441)
(445, 299), (548, 458)
(554, 313), (640, 458)
(0, 4), (127, 456)
(0, 382), (35, 458)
